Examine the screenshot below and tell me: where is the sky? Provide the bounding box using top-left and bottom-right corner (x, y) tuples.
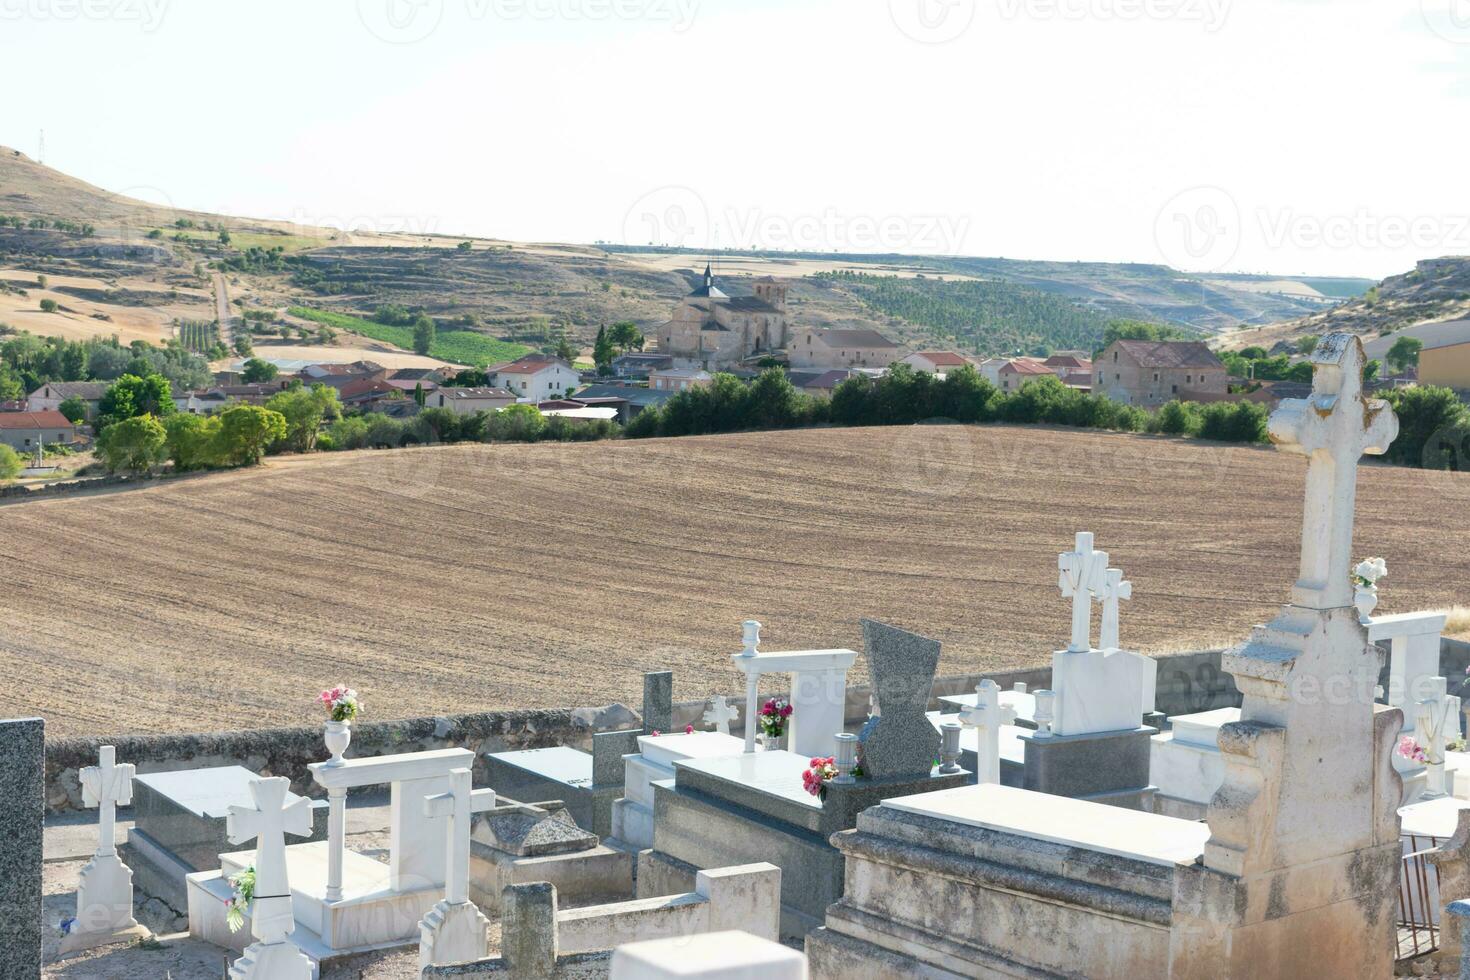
(1, 0), (1468, 279)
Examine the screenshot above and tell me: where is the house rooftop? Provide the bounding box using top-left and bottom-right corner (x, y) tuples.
(814, 329), (900, 349)
(28, 381), (108, 399)
(0, 410), (72, 429)
(1112, 340), (1223, 369)
(436, 387), (516, 400)
(493, 354), (574, 375)
(911, 352), (974, 367)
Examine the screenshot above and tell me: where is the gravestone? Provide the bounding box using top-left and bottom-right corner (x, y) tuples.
(486, 672), (672, 839)
(0, 718), (42, 980)
(419, 768), (492, 971)
(1024, 535), (1157, 809)
(61, 746), (150, 954)
(1170, 333), (1403, 979)
(225, 777), (314, 980)
(125, 765), (328, 910)
(703, 696), (740, 737)
(858, 619), (942, 780)
(471, 795), (632, 910)
(959, 680), (1017, 786)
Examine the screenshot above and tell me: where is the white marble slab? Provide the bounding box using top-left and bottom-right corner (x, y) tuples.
(1051, 648), (1146, 737)
(1169, 708), (1240, 749)
(673, 751), (823, 812)
(1399, 796), (1470, 840)
(882, 784), (1210, 867)
(637, 732), (746, 769)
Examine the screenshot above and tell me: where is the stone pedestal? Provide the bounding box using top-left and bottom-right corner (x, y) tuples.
(1021, 726), (1158, 810)
(58, 853), (150, 954)
(229, 939), (314, 980)
(612, 930), (809, 979)
(609, 732), (744, 852)
(418, 899), (491, 971)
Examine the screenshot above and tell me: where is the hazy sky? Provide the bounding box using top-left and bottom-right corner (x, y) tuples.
(2, 0), (1468, 278)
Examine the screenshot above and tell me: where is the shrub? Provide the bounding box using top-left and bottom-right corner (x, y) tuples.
(1151, 400), (1199, 436)
(0, 444), (21, 482)
(98, 414), (168, 473)
(488, 404), (545, 443)
(327, 416), (371, 450)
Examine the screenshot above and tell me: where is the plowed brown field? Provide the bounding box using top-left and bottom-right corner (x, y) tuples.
(3, 425), (1466, 738)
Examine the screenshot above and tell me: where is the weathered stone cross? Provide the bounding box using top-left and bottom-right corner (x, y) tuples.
(80, 745), (134, 860)
(1267, 334), (1399, 610)
(702, 696), (740, 736)
(1058, 532), (1110, 652)
(419, 768), (495, 970)
(1096, 567), (1132, 651)
(960, 680), (1017, 786)
(1417, 677), (1462, 798)
(227, 777), (313, 946)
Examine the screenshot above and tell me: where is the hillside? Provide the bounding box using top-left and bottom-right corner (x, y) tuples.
(1220, 256), (1470, 352)
(0, 148), (1384, 363)
(1, 426), (1465, 738)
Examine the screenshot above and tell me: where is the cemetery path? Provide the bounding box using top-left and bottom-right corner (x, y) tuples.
(2, 425), (1468, 737)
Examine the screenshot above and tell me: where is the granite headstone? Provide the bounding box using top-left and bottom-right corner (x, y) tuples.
(1, 718), (43, 980)
(858, 620), (942, 780)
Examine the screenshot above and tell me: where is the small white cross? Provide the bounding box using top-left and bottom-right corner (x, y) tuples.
(1059, 532), (1109, 652)
(1096, 568), (1133, 651)
(702, 696), (740, 736)
(959, 680), (1017, 786)
(227, 778), (313, 945)
(80, 746), (134, 860)
(423, 769), (497, 906)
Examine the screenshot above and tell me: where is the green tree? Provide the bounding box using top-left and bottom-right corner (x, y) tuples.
(215, 405), (287, 466)
(593, 325), (614, 375)
(609, 321), (644, 353)
(488, 403), (546, 442)
(233, 333), (254, 357)
(457, 241), (473, 251)
(218, 228), (232, 246)
(555, 338), (577, 363)
(57, 396), (88, 423)
(413, 314), (436, 356)
(1297, 335), (1320, 356)
(1387, 336), (1424, 374)
(163, 413), (223, 471)
(241, 358), (279, 383)
(39, 299), (58, 314)
(98, 414), (168, 473)
(1384, 385), (1470, 469)
(0, 444), (21, 483)
(98, 374), (175, 429)
(265, 384), (341, 453)
(36, 275), (48, 289)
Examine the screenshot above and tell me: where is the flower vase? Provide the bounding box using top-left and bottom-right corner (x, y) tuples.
(324, 720), (352, 766)
(761, 731), (787, 752)
(1354, 585), (1378, 624)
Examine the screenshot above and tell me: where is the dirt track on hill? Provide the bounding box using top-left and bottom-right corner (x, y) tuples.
(2, 426), (1467, 738)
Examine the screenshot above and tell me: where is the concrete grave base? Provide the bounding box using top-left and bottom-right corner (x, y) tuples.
(484, 748), (622, 840)
(57, 922), (152, 957)
(1022, 725), (1158, 810)
(470, 840), (632, 912)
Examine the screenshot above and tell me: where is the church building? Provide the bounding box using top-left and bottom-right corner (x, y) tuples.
(657, 266), (790, 369)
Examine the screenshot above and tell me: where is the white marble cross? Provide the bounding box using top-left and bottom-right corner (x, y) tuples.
(702, 696), (740, 736)
(227, 777), (313, 945)
(1267, 334), (1399, 610)
(1417, 677), (1463, 797)
(959, 680), (1017, 786)
(80, 746), (134, 860)
(1059, 532), (1110, 652)
(423, 769), (497, 906)
(1096, 568), (1132, 651)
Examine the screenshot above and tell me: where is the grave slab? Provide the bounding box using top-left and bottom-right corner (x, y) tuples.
(610, 732), (744, 851)
(1021, 725), (1158, 810)
(126, 765), (328, 910)
(484, 747), (622, 840)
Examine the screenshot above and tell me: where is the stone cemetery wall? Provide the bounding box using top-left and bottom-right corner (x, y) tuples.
(44, 704), (637, 814)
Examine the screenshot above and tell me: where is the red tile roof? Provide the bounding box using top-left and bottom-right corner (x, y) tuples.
(0, 410), (73, 429)
(912, 351), (973, 367)
(999, 359), (1055, 376)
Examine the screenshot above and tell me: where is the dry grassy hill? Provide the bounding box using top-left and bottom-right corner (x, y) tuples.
(1, 425), (1465, 738)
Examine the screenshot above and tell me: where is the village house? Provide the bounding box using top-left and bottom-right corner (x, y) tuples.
(0, 410), (76, 452)
(300, 361), (388, 383)
(649, 368), (713, 392)
(1093, 339), (1229, 406)
(611, 353), (674, 378)
(900, 351), (979, 375)
(788, 326), (902, 370)
(489, 354), (580, 403)
(657, 267), (790, 369)
(428, 387), (518, 416)
(26, 381), (108, 421)
(996, 357), (1056, 392)
(1416, 320), (1470, 389)
(571, 383), (675, 422)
